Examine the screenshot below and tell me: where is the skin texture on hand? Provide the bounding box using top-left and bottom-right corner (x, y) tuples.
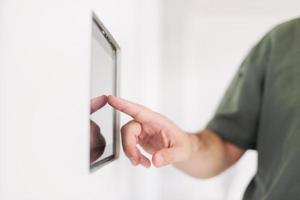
(108, 95), (245, 179)
(90, 95), (107, 163)
(107, 95), (194, 168)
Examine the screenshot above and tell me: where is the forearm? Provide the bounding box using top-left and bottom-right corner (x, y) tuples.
(174, 129), (245, 179)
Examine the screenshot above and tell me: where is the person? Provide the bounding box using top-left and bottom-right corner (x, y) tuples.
(107, 17), (300, 200)
(90, 95), (107, 163)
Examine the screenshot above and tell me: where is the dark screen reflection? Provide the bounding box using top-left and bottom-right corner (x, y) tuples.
(90, 95), (107, 164)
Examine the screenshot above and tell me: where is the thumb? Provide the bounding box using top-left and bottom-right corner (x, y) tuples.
(152, 147), (187, 167)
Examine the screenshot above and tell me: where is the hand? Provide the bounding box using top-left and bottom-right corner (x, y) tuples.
(107, 95), (193, 168)
(90, 95), (107, 163)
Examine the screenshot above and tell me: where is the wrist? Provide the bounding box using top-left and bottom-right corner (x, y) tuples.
(187, 132), (204, 155)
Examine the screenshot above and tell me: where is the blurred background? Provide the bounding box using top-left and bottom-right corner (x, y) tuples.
(0, 0), (299, 199)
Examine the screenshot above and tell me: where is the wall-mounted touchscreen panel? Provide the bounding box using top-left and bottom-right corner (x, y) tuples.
(89, 13), (120, 171)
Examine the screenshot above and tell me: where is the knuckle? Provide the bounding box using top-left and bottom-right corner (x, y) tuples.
(121, 120), (140, 135)
(134, 110), (144, 120)
(120, 121), (133, 134)
(162, 151), (173, 163)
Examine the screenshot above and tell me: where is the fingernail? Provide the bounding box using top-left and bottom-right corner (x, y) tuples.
(155, 154), (164, 167)
(130, 157), (138, 166)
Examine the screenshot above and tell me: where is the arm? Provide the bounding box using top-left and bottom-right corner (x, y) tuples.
(174, 129), (245, 178)
(108, 95), (245, 179)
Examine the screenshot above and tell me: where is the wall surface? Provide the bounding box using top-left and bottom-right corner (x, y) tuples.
(0, 0), (162, 200)
(0, 0), (300, 200)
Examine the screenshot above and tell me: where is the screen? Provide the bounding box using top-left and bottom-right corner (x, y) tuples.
(89, 18), (117, 169)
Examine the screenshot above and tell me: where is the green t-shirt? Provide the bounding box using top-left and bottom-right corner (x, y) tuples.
(207, 18), (300, 200)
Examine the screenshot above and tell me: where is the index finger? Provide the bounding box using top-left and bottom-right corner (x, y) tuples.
(107, 95), (151, 122)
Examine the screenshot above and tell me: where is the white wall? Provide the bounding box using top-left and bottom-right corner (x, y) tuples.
(1, 0), (300, 200)
(0, 0), (162, 200)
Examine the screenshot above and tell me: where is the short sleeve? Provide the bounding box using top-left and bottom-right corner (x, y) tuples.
(206, 33), (272, 150)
